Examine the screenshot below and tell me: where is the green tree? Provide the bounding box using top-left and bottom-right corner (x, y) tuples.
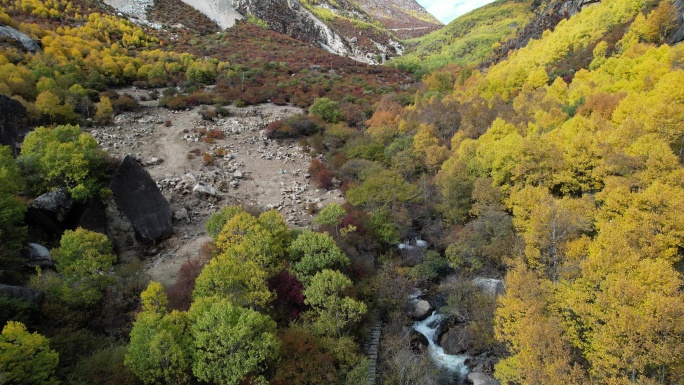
(190, 298), (279, 385)
(346, 169), (419, 210)
(95, 96), (113, 124)
(126, 285), (192, 385)
(205, 205), (245, 239)
(51, 228), (116, 305)
(0, 146), (27, 280)
(309, 97), (342, 123)
(289, 231), (349, 285)
(313, 203), (345, 234)
(0, 321), (59, 385)
(193, 249), (274, 309)
(304, 269), (367, 337)
(19, 124), (107, 201)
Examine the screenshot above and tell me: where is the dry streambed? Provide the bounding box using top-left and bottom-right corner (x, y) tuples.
(88, 99), (344, 286)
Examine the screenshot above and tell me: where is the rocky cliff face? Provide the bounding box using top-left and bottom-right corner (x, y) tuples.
(104, 0), (439, 63)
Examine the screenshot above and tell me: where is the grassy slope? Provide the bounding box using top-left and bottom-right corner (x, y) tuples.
(389, 0), (534, 76)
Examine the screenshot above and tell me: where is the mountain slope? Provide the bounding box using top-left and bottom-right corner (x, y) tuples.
(103, 0), (442, 63)
(389, 0), (534, 75)
(354, 0), (443, 39)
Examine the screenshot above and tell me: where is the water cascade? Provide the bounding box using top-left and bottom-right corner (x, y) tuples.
(413, 312), (469, 381)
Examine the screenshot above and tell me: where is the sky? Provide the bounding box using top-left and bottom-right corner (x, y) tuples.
(416, 0), (498, 24)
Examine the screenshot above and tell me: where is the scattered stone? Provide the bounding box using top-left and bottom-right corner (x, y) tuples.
(172, 206), (191, 223)
(193, 183), (217, 197)
(233, 170), (243, 179)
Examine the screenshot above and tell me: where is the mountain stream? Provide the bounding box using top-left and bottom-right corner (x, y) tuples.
(412, 307), (469, 382)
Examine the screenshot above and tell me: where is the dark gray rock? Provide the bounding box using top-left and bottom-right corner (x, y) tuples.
(668, 0), (684, 44)
(104, 197), (142, 263)
(0, 24), (41, 52)
(24, 243), (52, 268)
(440, 324), (476, 355)
(77, 198), (108, 235)
(25, 188), (75, 241)
(0, 284), (44, 305)
(30, 188), (74, 223)
(109, 155), (172, 245)
(467, 372), (500, 385)
(0, 94), (26, 156)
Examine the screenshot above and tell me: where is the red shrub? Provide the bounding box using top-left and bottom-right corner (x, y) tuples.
(166, 257), (204, 311)
(268, 270), (305, 322)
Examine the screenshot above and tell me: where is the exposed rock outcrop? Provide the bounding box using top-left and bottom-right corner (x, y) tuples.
(107, 0), (409, 63)
(467, 372), (500, 385)
(472, 278), (505, 298)
(0, 24), (41, 52)
(109, 155), (173, 246)
(23, 243), (52, 269)
(25, 188), (76, 241)
(668, 0), (684, 44)
(0, 95), (27, 156)
(0, 284), (44, 305)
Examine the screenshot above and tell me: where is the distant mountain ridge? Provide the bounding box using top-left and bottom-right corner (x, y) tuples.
(103, 0), (442, 63)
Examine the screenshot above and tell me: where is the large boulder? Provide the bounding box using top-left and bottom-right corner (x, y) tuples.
(412, 299), (432, 320)
(0, 284), (44, 305)
(30, 188), (74, 223)
(0, 94), (26, 155)
(472, 278), (505, 298)
(467, 372), (500, 385)
(77, 198), (108, 235)
(109, 155), (172, 245)
(23, 243), (52, 268)
(440, 324), (476, 355)
(0, 24), (41, 52)
(25, 188), (76, 241)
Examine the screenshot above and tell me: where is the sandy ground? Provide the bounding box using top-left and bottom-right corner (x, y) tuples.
(88, 89), (345, 286)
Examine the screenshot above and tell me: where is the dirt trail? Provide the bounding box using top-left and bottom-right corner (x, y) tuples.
(90, 91), (345, 287)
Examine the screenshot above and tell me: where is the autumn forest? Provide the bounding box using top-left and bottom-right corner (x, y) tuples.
(1, 0), (683, 384)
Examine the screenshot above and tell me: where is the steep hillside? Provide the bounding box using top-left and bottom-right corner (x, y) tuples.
(354, 0), (443, 39)
(389, 0), (535, 75)
(103, 0), (441, 63)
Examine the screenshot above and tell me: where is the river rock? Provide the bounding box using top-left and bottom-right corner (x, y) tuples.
(472, 278), (505, 298)
(24, 243), (52, 268)
(440, 324), (476, 355)
(109, 155), (172, 245)
(412, 299), (432, 320)
(0, 284), (44, 305)
(467, 372), (499, 385)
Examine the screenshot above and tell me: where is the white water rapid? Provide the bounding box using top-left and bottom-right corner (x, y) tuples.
(413, 311), (469, 379)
